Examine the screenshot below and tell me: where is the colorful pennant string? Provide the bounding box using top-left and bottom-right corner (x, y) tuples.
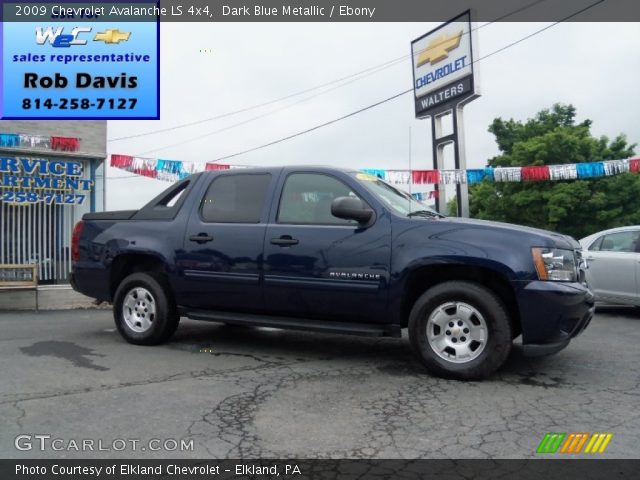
(0, 132), (80, 152)
(0, 133), (21, 148)
(522, 166), (551, 182)
(109, 154), (640, 186)
(51, 136), (80, 152)
(205, 163), (231, 171)
(548, 164), (578, 180)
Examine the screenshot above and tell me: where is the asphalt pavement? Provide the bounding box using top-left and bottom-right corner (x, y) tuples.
(1, 307), (639, 459)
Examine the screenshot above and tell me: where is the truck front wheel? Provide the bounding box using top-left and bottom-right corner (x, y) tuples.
(113, 272), (179, 345)
(408, 281), (512, 380)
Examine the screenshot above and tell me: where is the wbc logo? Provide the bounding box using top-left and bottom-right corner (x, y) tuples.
(35, 26), (92, 47)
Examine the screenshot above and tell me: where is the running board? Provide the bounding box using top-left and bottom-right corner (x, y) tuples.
(183, 309), (401, 337)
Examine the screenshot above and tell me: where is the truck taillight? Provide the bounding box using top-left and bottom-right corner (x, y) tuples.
(71, 220), (84, 262)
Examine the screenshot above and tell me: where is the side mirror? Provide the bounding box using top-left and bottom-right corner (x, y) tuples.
(331, 196), (374, 224)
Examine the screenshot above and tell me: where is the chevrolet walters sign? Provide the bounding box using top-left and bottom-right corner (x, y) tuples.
(411, 11), (479, 118)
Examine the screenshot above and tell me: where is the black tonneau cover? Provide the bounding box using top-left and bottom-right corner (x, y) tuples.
(82, 210), (137, 221)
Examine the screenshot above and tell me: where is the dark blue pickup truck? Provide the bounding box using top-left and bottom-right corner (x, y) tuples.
(71, 166), (594, 379)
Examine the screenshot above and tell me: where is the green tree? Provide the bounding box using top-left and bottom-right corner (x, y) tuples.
(470, 104), (638, 239)
(446, 195), (458, 217)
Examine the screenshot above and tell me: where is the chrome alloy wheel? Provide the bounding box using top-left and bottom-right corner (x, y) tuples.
(122, 287), (157, 333)
(426, 301), (488, 364)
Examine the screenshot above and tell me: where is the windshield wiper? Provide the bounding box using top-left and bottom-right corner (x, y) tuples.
(407, 210), (444, 218)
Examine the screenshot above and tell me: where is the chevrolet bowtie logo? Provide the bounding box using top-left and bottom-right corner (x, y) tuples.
(416, 30), (463, 68)
(94, 29), (131, 44)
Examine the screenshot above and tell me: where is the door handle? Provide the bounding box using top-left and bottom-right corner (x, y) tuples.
(586, 257), (595, 261)
(271, 236), (299, 246)
(189, 233), (214, 244)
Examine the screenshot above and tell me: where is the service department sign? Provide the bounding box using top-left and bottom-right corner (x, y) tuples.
(411, 10), (479, 118)
(0, 157), (92, 205)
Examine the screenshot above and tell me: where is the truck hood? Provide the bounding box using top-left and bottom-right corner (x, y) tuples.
(437, 217), (580, 250)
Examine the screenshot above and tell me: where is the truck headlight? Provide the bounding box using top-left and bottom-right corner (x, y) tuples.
(532, 248), (577, 282)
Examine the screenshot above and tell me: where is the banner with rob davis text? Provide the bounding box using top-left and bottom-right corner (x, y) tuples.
(0, 2), (160, 119)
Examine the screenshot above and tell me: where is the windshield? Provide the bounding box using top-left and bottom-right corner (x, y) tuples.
(351, 172), (444, 218)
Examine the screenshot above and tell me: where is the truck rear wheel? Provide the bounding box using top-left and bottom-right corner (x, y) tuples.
(408, 281), (512, 380)
(113, 272), (179, 345)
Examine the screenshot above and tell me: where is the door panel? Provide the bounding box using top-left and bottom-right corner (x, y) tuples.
(585, 230), (640, 303)
(263, 223), (391, 322)
(586, 251), (638, 301)
(263, 172), (391, 323)
(175, 173), (273, 310)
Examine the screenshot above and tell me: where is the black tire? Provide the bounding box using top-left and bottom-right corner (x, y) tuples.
(113, 272), (179, 345)
(408, 281), (512, 380)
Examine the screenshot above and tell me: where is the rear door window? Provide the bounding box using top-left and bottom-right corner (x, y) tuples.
(200, 174), (271, 223)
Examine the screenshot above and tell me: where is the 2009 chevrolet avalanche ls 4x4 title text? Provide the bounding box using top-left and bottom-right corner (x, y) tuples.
(71, 167), (594, 380)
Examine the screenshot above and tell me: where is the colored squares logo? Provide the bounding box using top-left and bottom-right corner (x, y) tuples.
(537, 433), (613, 454)
(584, 433), (614, 453)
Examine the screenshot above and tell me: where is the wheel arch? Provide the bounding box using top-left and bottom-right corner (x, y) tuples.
(109, 253), (169, 301)
(400, 263), (522, 337)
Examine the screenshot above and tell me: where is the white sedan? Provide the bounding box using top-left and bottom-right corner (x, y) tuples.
(580, 226), (640, 306)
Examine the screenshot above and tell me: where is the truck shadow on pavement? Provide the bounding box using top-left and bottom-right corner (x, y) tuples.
(166, 321), (566, 382)
(170, 321), (411, 364)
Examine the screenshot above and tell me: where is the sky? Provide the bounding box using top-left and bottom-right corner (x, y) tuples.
(105, 21), (640, 210)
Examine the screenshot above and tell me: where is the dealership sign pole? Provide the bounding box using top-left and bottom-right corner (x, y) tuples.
(411, 10), (480, 216)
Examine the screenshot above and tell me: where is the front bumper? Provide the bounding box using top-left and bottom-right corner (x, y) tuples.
(516, 280), (595, 357)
